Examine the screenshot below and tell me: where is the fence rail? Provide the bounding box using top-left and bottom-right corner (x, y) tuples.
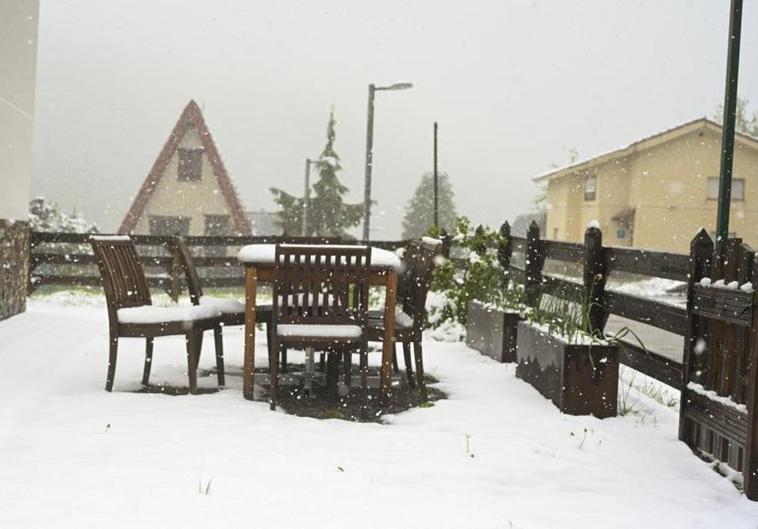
(500, 221), (686, 389)
(28, 232), (411, 294)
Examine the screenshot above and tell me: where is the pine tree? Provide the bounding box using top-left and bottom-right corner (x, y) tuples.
(270, 109), (363, 237)
(401, 172), (457, 239)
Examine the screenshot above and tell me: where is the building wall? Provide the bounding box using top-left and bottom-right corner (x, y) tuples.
(133, 127), (237, 236)
(544, 126), (758, 254)
(0, 1), (39, 320)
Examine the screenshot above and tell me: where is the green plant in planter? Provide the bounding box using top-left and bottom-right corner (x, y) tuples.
(525, 278), (648, 358)
(427, 217), (516, 330)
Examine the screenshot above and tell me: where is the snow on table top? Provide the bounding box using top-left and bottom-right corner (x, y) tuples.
(4, 299), (758, 528)
(117, 304), (220, 324)
(237, 244), (403, 272)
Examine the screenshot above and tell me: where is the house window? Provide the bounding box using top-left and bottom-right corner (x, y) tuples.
(616, 228), (626, 239)
(204, 215), (230, 256)
(707, 176), (744, 201)
(148, 215), (191, 257)
(584, 175), (596, 201)
(178, 148), (203, 181)
(149, 215), (190, 236)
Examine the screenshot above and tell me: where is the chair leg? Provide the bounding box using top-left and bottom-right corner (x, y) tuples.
(280, 347), (288, 374)
(392, 343), (400, 374)
(269, 337), (280, 411)
(359, 347), (369, 393)
(141, 337), (153, 386)
(413, 341), (427, 402)
(319, 352), (326, 372)
(186, 329), (201, 395)
(326, 352), (339, 399)
(213, 325), (225, 387)
(402, 341), (415, 389)
(105, 335), (118, 392)
(343, 351), (352, 387)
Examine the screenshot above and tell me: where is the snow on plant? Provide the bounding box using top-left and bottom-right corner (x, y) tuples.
(426, 217), (516, 335)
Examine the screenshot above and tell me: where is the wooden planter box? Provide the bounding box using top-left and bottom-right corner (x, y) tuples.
(465, 300), (523, 363)
(515, 321), (619, 418)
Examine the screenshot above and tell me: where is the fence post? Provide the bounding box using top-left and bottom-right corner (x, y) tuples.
(525, 221), (544, 307)
(678, 228), (713, 443)
(747, 287), (758, 500)
(583, 225), (607, 335)
(440, 230), (452, 259)
(498, 221), (512, 290)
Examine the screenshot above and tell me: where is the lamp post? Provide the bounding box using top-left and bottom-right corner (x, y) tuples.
(715, 0), (743, 251)
(362, 81), (413, 241)
(302, 158), (316, 236)
(433, 121), (439, 229)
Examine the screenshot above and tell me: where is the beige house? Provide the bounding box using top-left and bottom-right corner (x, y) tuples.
(119, 100), (252, 237)
(536, 118), (758, 254)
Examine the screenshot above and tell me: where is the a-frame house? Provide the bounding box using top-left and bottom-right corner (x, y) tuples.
(118, 100), (252, 237)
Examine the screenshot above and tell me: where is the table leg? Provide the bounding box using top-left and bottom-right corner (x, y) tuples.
(380, 271), (398, 403)
(243, 266), (258, 400)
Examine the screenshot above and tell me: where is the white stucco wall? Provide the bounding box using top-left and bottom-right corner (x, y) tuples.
(0, 1), (39, 221)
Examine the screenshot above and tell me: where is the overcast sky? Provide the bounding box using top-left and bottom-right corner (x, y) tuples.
(31, 0), (758, 237)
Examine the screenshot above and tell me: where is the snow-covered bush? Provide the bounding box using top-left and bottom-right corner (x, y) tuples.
(426, 217), (510, 337)
(29, 197), (99, 234)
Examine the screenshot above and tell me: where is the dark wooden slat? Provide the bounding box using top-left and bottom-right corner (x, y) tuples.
(616, 338), (682, 389)
(604, 290), (687, 335)
(31, 274), (171, 289)
(606, 246), (689, 281)
(32, 253), (174, 267)
(541, 274), (584, 303)
(684, 388), (749, 446)
(543, 240), (584, 263)
(691, 284), (753, 326)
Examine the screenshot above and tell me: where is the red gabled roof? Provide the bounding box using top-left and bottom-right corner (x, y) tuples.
(118, 100), (252, 235)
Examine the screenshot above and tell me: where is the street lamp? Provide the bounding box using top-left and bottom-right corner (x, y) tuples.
(362, 81), (413, 241)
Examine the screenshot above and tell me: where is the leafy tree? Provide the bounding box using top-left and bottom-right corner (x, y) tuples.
(401, 172), (457, 239)
(713, 97), (758, 137)
(270, 109), (363, 237)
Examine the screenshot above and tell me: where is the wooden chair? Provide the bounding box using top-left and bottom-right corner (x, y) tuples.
(268, 244), (372, 410)
(90, 236), (223, 394)
(367, 239), (441, 401)
(171, 236), (273, 365)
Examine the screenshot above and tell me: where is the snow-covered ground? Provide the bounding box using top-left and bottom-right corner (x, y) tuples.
(1, 299), (757, 528)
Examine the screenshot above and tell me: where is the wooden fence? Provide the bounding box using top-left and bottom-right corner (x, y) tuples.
(28, 232), (413, 297)
(499, 220), (686, 389)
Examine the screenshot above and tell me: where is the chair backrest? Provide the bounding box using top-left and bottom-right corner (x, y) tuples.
(272, 244), (372, 327)
(399, 239), (441, 333)
(171, 236), (203, 305)
(90, 236), (152, 324)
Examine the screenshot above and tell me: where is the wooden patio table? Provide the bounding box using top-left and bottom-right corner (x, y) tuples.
(237, 244), (403, 403)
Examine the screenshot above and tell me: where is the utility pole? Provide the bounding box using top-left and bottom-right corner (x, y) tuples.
(433, 121), (439, 229)
(715, 0), (743, 250)
(302, 158), (314, 236)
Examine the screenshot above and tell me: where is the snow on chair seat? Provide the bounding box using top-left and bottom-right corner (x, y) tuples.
(117, 304), (221, 324)
(199, 295), (245, 314)
(276, 324), (363, 339)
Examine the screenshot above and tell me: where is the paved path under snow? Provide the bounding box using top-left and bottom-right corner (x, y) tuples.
(0, 301), (755, 529)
